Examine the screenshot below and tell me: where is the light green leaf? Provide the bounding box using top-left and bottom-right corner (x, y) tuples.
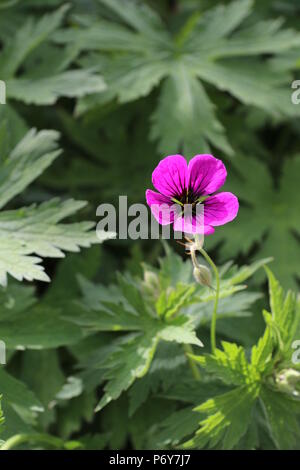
(158, 323), (203, 347)
(190, 342), (251, 386)
(0, 128), (60, 209)
(264, 267), (300, 355)
(0, 129), (114, 286)
(0, 198), (111, 286)
(0, 239), (50, 285)
(7, 70), (106, 105)
(155, 283), (196, 319)
(251, 327), (273, 374)
(183, 385), (258, 449)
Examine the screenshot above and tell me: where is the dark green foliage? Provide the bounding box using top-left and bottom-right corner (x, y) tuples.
(0, 0), (300, 450)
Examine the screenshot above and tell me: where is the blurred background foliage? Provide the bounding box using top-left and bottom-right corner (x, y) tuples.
(0, 0), (300, 450)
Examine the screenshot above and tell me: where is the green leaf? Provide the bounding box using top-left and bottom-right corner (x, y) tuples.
(1, 199), (98, 257)
(195, 59), (297, 118)
(206, 155), (300, 289)
(0, 198), (111, 286)
(97, 0), (167, 41)
(0, 4), (107, 108)
(190, 342), (251, 386)
(0, 368), (43, 426)
(95, 320), (201, 411)
(128, 342), (189, 416)
(0, 105), (28, 152)
(0, 130), (114, 285)
(56, 391), (96, 439)
(189, 291), (261, 329)
(0, 271), (82, 352)
(251, 327), (273, 374)
(20, 350), (65, 429)
(155, 283), (196, 319)
(95, 54), (168, 105)
(152, 407), (200, 449)
(0, 5), (69, 79)
(158, 322), (203, 347)
(212, 19), (300, 56)
(151, 65), (233, 157)
(265, 267), (300, 346)
(222, 258), (273, 286)
(156, 243), (270, 296)
(0, 306), (82, 349)
(0, 396), (4, 433)
(59, 0), (300, 155)
(260, 386), (300, 449)
(73, 269), (203, 411)
(262, 267), (300, 360)
(183, 385), (259, 449)
(95, 331), (160, 411)
(0, 128), (60, 209)
(186, 267), (300, 449)
(7, 70), (106, 105)
(184, 0), (253, 43)
(75, 247), (270, 413)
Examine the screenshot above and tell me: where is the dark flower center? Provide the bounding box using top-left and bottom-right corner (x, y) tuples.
(171, 188), (210, 210)
(178, 187), (198, 205)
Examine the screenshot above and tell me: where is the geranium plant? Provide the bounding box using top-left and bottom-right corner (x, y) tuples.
(0, 0), (300, 453)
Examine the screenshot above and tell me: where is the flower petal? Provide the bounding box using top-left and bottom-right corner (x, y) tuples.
(173, 211), (214, 235)
(188, 154), (227, 196)
(204, 192), (239, 226)
(152, 154), (188, 197)
(146, 189), (177, 225)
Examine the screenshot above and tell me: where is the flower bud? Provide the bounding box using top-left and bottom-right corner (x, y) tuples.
(275, 368), (300, 396)
(193, 265), (212, 287)
(143, 270), (159, 289)
(142, 270), (160, 298)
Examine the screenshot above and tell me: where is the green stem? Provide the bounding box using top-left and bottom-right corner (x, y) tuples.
(0, 433), (64, 451)
(1, 435), (31, 451)
(171, 197), (183, 206)
(183, 343), (201, 380)
(198, 247), (220, 354)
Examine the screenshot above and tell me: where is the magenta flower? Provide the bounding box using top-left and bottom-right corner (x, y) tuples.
(146, 154), (239, 235)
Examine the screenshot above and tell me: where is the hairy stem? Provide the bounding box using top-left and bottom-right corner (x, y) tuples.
(198, 247), (220, 354)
